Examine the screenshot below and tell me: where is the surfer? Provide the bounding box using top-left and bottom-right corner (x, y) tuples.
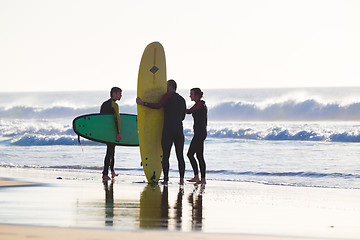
(186, 88), (207, 184)
(100, 87), (122, 181)
(136, 80), (186, 185)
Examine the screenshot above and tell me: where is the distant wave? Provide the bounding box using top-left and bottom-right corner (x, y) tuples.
(209, 99), (360, 121)
(2, 98), (360, 121)
(0, 105), (136, 119)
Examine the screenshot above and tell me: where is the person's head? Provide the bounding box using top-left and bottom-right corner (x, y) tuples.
(190, 88), (203, 102)
(167, 79), (177, 92)
(110, 87), (122, 101)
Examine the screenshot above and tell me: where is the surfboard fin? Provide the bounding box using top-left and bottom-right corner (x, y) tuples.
(150, 171), (156, 183)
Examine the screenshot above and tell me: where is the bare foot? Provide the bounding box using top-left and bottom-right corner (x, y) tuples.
(196, 179), (206, 184)
(102, 175), (111, 181)
(187, 176), (200, 182)
(111, 171), (119, 178)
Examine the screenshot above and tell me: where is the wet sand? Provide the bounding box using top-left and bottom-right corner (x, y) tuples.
(0, 178), (38, 187)
(1, 167), (360, 239)
(0, 223), (344, 240)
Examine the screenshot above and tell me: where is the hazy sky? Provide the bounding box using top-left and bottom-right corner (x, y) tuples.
(1, 0), (359, 92)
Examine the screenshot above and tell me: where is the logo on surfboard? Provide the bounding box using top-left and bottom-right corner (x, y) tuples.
(149, 66), (159, 74)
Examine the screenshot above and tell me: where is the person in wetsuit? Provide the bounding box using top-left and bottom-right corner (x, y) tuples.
(186, 88), (207, 184)
(136, 80), (186, 185)
(100, 87), (122, 181)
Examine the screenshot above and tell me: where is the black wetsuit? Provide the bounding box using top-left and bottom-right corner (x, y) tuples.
(187, 100), (207, 179)
(100, 98), (121, 176)
(144, 91), (186, 182)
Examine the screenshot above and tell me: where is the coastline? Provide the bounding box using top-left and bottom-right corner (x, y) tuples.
(0, 177), (41, 188)
(1, 168), (360, 239)
(0, 223), (344, 240)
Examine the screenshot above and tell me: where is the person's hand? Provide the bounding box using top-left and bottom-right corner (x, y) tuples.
(136, 97), (144, 105)
(116, 133), (122, 142)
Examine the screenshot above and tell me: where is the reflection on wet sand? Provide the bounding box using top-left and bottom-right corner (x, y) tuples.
(139, 184), (162, 228)
(174, 186), (184, 230)
(100, 180), (139, 228)
(160, 185), (169, 228)
(188, 184), (205, 231)
(103, 180), (114, 226)
(98, 181), (205, 230)
(139, 183), (205, 230)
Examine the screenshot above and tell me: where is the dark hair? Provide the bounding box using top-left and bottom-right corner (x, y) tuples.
(191, 88), (203, 99)
(110, 87), (122, 97)
(167, 79), (177, 91)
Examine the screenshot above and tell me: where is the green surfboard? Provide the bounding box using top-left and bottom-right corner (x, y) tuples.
(72, 113), (139, 146)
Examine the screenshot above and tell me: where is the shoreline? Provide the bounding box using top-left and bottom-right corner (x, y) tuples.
(1, 168), (360, 239)
(0, 223), (341, 240)
(0, 177), (42, 188)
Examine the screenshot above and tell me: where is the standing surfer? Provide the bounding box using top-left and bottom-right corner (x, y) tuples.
(136, 80), (186, 185)
(100, 87), (122, 181)
(186, 88), (207, 184)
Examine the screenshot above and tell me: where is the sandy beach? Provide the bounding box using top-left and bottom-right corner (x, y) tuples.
(0, 223), (346, 240)
(1, 168), (360, 240)
(0, 178), (41, 188)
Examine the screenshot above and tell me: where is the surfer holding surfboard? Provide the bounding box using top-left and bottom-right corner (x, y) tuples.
(136, 80), (186, 185)
(100, 87), (122, 181)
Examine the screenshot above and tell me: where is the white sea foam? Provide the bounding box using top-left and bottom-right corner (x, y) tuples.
(1, 119), (360, 146)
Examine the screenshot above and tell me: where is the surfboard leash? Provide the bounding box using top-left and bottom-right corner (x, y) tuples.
(77, 134), (84, 153)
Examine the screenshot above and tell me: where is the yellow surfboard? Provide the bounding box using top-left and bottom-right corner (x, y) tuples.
(137, 42), (167, 183)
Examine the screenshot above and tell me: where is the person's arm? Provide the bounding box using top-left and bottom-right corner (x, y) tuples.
(187, 101), (203, 114)
(112, 101), (122, 141)
(137, 92), (173, 109)
(182, 101), (186, 120)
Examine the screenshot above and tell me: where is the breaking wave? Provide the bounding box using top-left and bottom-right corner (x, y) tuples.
(2, 97), (360, 121)
(1, 122), (360, 146)
(205, 127), (360, 142)
(209, 99), (360, 121)
(2, 93), (360, 145)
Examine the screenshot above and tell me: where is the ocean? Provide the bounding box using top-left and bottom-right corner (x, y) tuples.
(1, 88), (360, 189)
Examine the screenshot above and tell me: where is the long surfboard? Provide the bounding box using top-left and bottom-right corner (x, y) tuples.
(72, 113), (139, 146)
(137, 42), (167, 183)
